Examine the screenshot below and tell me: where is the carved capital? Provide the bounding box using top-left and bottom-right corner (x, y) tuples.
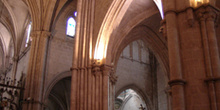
(205, 8), (218, 22)
(101, 64), (113, 76)
(92, 65), (101, 76)
(109, 71), (118, 84)
(196, 5), (219, 22)
(196, 7), (206, 21)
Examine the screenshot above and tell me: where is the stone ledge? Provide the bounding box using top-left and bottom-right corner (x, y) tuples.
(168, 79), (187, 87)
(204, 77), (220, 82)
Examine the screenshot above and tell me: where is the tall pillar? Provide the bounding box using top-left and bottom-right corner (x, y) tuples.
(22, 31), (50, 110)
(92, 64), (101, 110)
(196, 5), (220, 109)
(101, 65), (113, 110)
(163, 0), (186, 110)
(162, 0), (220, 110)
(91, 63), (113, 110)
(71, 61), (113, 110)
(206, 8), (220, 110)
(70, 0), (95, 110)
(109, 70), (117, 110)
(196, 7), (218, 110)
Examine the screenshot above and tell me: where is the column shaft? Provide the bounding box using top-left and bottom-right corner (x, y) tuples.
(166, 11), (185, 110)
(23, 31), (50, 110)
(199, 16), (217, 110)
(206, 16), (220, 110)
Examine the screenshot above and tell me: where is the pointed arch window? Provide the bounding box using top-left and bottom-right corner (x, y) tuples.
(66, 17), (76, 37)
(25, 22), (32, 47)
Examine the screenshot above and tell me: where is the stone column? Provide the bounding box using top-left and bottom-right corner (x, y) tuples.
(70, 67), (78, 110)
(196, 5), (220, 110)
(101, 65), (113, 110)
(91, 63), (114, 110)
(70, 0), (95, 109)
(205, 7), (220, 110)
(92, 64), (101, 110)
(22, 31), (50, 110)
(163, 0), (220, 109)
(163, 0), (186, 110)
(109, 69), (117, 110)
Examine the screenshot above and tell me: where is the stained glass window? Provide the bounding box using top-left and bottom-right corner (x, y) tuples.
(66, 17), (76, 37)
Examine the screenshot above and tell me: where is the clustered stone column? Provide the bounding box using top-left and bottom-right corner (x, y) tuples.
(93, 63), (113, 110)
(70, 0), (95, 109)
(70, 0), (114, 109)
(71, 61), (114, 110)
(162, 0), (220, 110)
(196, 5), (220, 109)
(163, 0), (186, 110)
(23, 31), (51, 110)
(108, 68), (117, 110)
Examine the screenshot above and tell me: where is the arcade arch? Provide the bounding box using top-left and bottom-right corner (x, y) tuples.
(45, 76), (71, 110)
(92, 1), (170, 110)
(114, 39), (169, 110)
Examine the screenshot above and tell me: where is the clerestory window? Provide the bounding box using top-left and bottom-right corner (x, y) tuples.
(25, 22), (32, 47)
(66, 17), (76, 37)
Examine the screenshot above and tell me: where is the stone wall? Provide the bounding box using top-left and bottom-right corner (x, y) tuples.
(16, 48), (31, 80)
(115, 40), (168, 109)
(157, 64), (168, 110)
(45, 1), (75, 90)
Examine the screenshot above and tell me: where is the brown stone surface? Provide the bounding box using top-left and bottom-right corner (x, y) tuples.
(0, 0), (220, 110)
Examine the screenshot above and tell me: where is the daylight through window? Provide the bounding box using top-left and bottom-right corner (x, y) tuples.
(25, 22), (32, 47)
(66, 17), (76, 37)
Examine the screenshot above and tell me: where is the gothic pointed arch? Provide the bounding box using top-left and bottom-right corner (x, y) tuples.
(94, 0), (166, 65)
(116, 85), (153, 110)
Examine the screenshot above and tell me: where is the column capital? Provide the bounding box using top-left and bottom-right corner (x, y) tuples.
(100, 64), (113, 76)
(195, 5), (220, 22)
(205, 6), (219, 22)
(92, 64), (101, 76)
(109, 71), (117, 84)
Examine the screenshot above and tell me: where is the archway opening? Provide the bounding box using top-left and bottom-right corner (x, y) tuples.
(115, 89), (147, 110)
(45, 77), (71, 110)
(113, 39), (169, 110)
